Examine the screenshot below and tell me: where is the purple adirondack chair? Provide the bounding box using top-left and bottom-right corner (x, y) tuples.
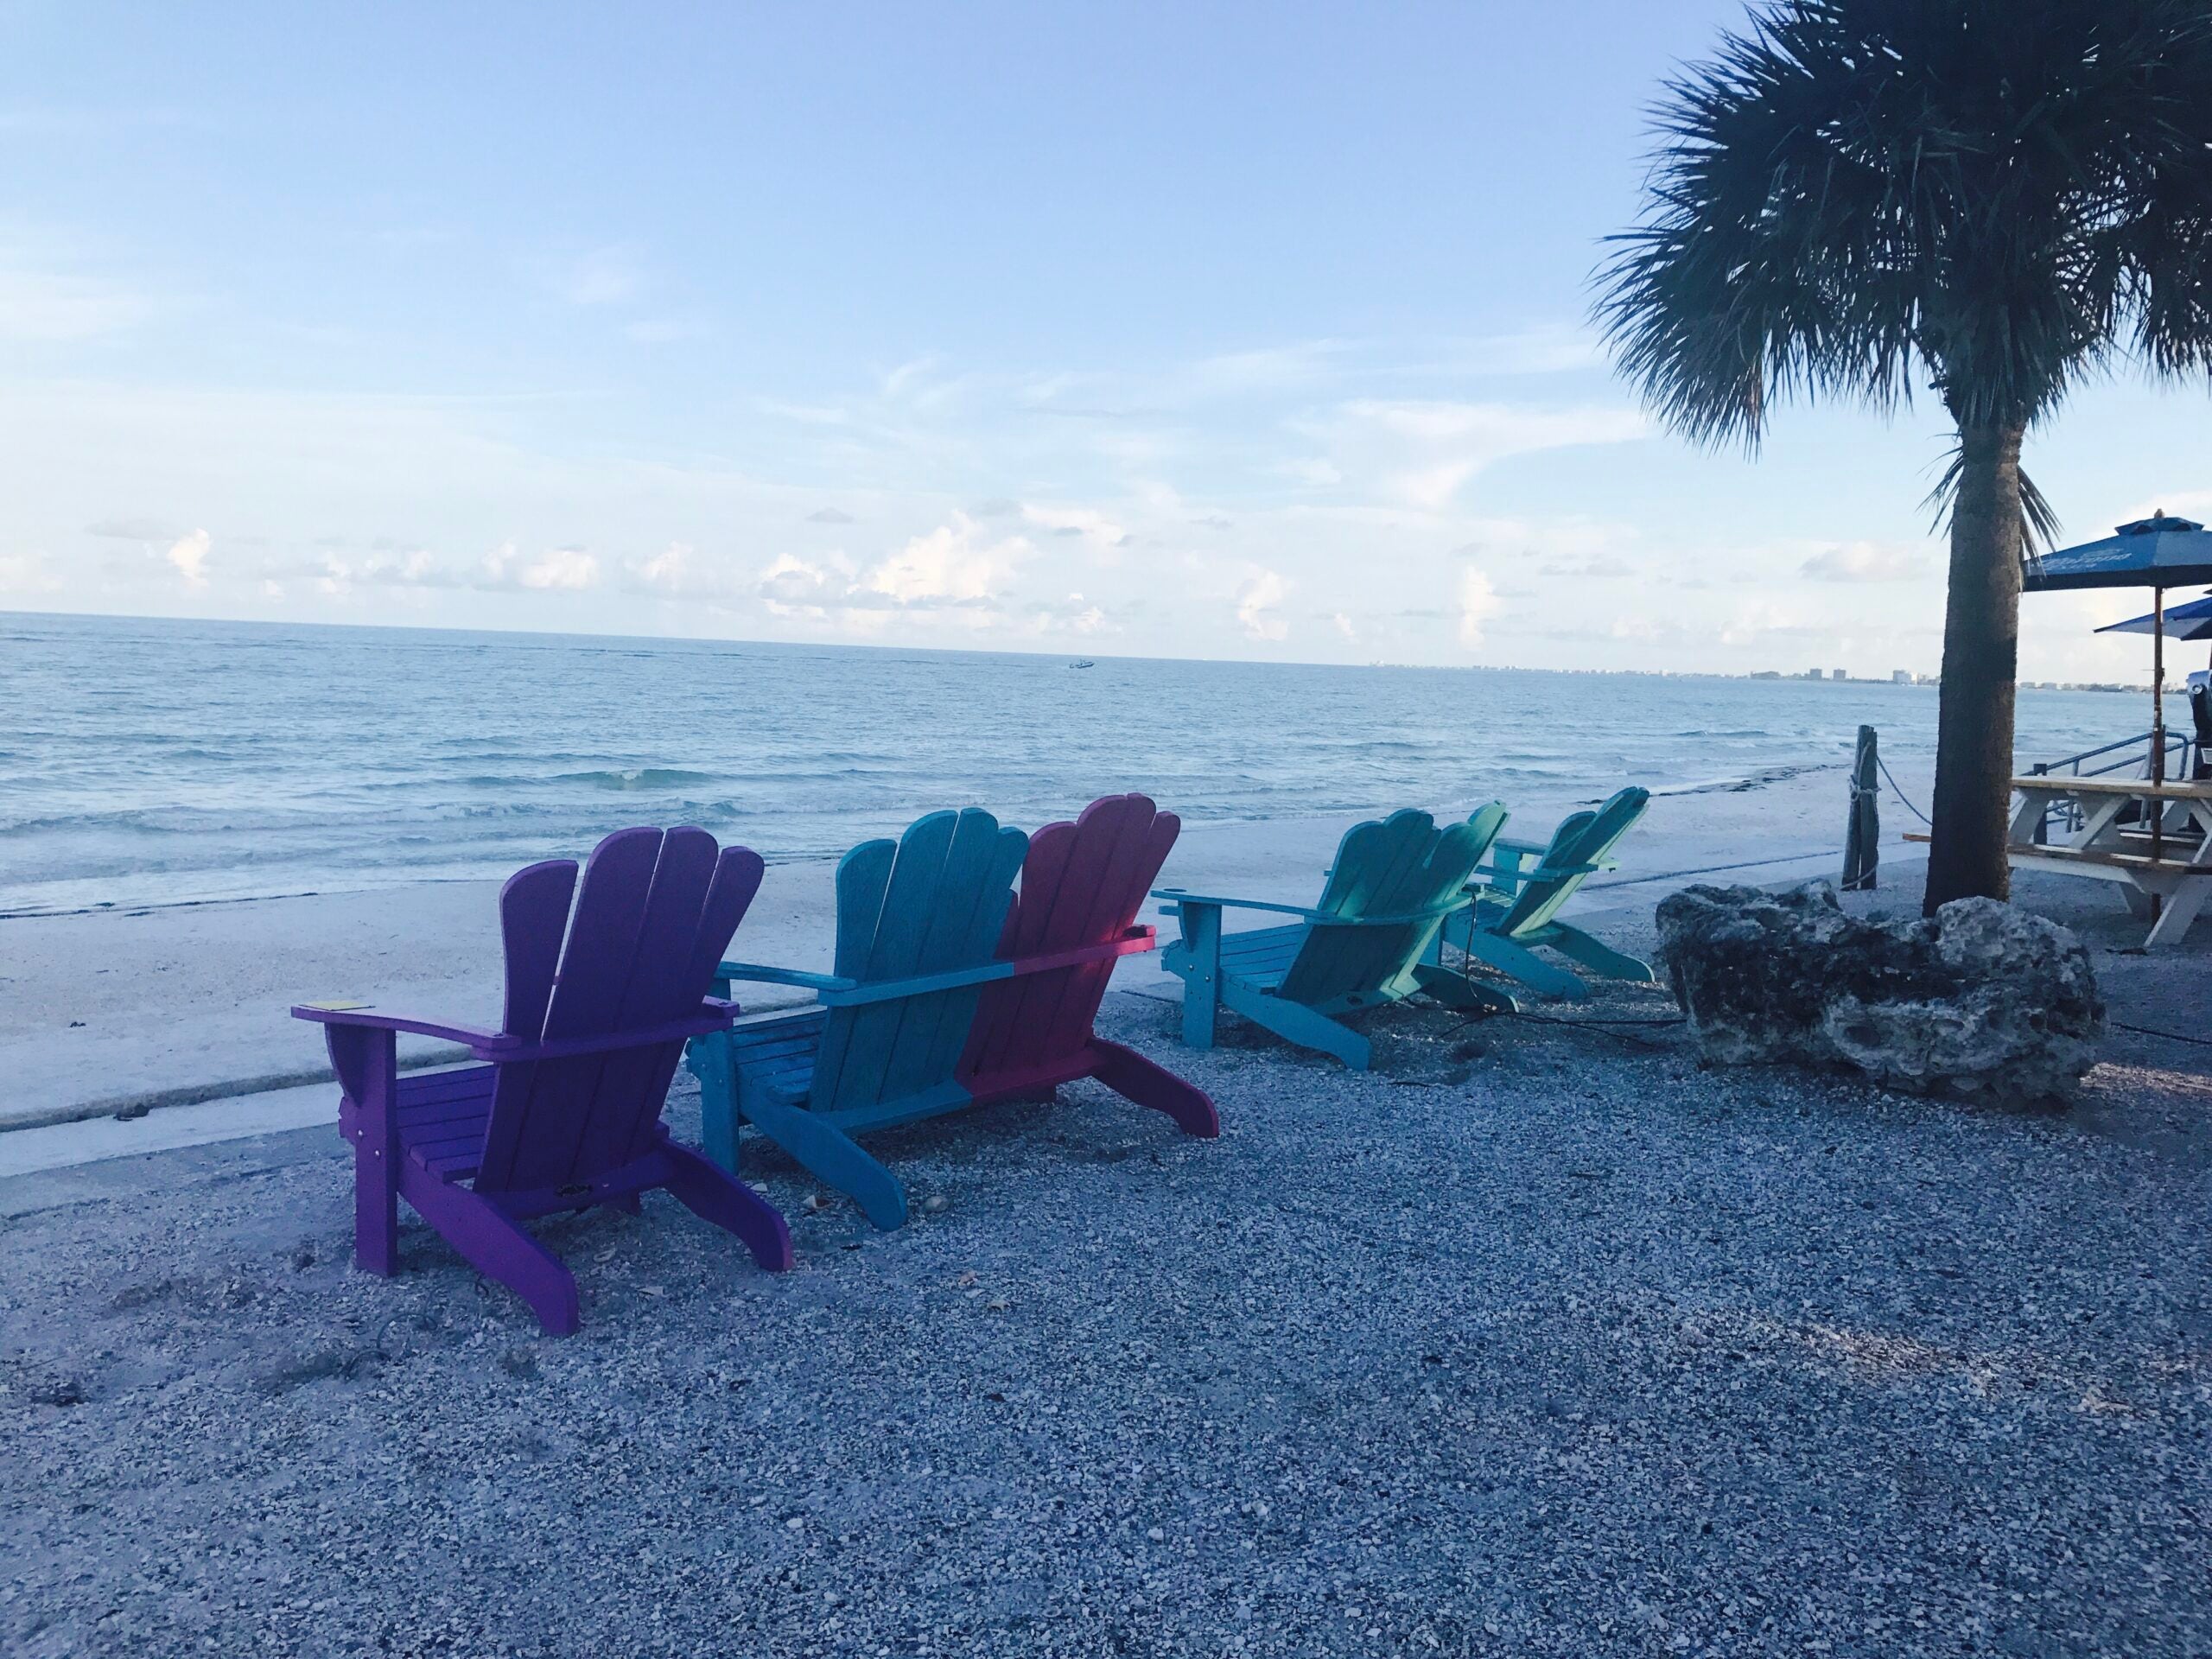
(292, 825), (793, 1335)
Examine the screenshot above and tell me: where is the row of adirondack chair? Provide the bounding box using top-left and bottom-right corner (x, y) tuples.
(293, 788), (1649, 1332)
(1160, 785), (1654, 1070)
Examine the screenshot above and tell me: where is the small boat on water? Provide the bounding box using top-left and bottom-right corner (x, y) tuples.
(1069, 658), (1096, 670)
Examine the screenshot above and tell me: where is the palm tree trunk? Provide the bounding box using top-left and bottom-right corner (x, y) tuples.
(1925, 420), (2026, 912)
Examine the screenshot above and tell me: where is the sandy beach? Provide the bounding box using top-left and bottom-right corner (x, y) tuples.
(20, 0), (2212, 1648)
(5, 853), (2209, 1656)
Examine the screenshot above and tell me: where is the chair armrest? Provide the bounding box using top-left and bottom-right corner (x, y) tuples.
(291, 999), (737, 1061)
(714, 961), (859, 993)
(1154, 889), (1462, 929)
(1470, 856), (1600, 890)
(1151, 888), (1332, 923)
(1491, 837), (1554, 858)
(290, 1003), (512, 1051)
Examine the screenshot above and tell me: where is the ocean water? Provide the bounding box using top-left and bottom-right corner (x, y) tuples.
(0, 611), (2165, 916)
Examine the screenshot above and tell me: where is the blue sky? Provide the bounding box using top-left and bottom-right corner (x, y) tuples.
(3, 1), (2209, 680)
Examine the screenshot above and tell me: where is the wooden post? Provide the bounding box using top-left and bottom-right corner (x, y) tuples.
(1842, 725), (1879, 891)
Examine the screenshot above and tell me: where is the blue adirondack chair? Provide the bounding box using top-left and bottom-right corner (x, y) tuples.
(292, 825), (794, 1336)
(687, 796), (1215, 1230)
(1155, 805), (1510, 1070)
(1439, 786), (1656, 1000)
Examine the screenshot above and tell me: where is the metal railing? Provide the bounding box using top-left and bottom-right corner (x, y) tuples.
(2026, 729), (2196, 842)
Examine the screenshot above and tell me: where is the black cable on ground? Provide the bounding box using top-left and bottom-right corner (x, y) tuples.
(2110, 1019), (2212, 1048)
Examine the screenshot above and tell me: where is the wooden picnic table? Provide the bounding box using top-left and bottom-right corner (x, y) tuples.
(2008, 773), (2212, 946)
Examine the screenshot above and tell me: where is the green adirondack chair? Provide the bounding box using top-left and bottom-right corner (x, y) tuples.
(1156, 805), (1510, 1070)
(1440, 786), (1655, 1000)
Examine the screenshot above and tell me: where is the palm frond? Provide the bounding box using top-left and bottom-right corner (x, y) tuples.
(1594, 0), (2212, 447)
(1920, 442), (2063, 557)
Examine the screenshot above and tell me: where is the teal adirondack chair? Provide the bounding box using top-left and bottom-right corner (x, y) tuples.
(686, 798), (1214, 1228)
(1156, 806), (1510, 1070)
(1440, 786), (1656, 1000)
(686, 806), (1027, 1229)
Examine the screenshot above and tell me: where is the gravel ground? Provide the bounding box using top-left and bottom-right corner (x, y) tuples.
(3, 894), (2209, 1657)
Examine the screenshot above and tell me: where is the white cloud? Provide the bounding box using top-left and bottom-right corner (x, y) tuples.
(1333, 612), (1358, 642)
(166, 528), (210, 587)
(632, 541), (702, 594)
(518, 546), (599, 590)
(1236, 569), (1288, 641)
(480, 542), (600, 591)
(758, 552), (833, 614)
(1318, 400), (1648, 511)
(861, 514), (1030, 607)
(86, 515), (175, 540)
(1719, 601), (1815, 646)
(0, 550), (60, 593)
(1021, 503), (1128, 547)
(1458, 566), (1501, 646)
(1800, 542), (1929, 582)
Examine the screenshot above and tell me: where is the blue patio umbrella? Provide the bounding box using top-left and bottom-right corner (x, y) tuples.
(2094, 590), (2212, 641)
(2024, 511), (2212, 592)
(2029, 512), (2212, 837)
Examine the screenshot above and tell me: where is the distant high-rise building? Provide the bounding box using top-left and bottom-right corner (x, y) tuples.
(1831, 668), (1847, 680)
(1891, 669), (1910, 683)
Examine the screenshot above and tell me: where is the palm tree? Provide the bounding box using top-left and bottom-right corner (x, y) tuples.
(1597, 0), (2212, 909)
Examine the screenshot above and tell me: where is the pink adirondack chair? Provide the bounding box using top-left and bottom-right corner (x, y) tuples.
(961, 793), (1218, 1132)
(293, 825), (793, 1335)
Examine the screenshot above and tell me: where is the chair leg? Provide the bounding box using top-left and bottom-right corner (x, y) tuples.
(1089, 1039), (1220, 1137)
(401, 1171), (581, 1337)
(740, 1084), (910, 1232)
(353, 1133), (398, 1277)
(1169, 906), (1222, 1049)
(1545, 924), (1657, 984)
(1220, 981), (1371, 1070)
(686, 1033), (742, 1172)
(1462, 930), (1590, 1001)
(330, 1026), (401, 1277)
(1412, 963), (1516, 1014)
(659, 1143), (795, 1271)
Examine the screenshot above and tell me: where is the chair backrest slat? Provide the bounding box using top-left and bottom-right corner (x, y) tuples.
(964, 794), (1179, 1084)
(500, 860), (579, 1039)
(474, 826), (760, 1195)
(812, 809), (1027, 1116)
(1496, 787), (1649, 938)
(621, 842), (765, 1160)
(874, 809), (1030, 1104)
(1280, 809), (1495, 1007)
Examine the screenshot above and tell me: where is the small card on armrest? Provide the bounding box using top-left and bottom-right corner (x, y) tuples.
(297, 1000), (373, 1012)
